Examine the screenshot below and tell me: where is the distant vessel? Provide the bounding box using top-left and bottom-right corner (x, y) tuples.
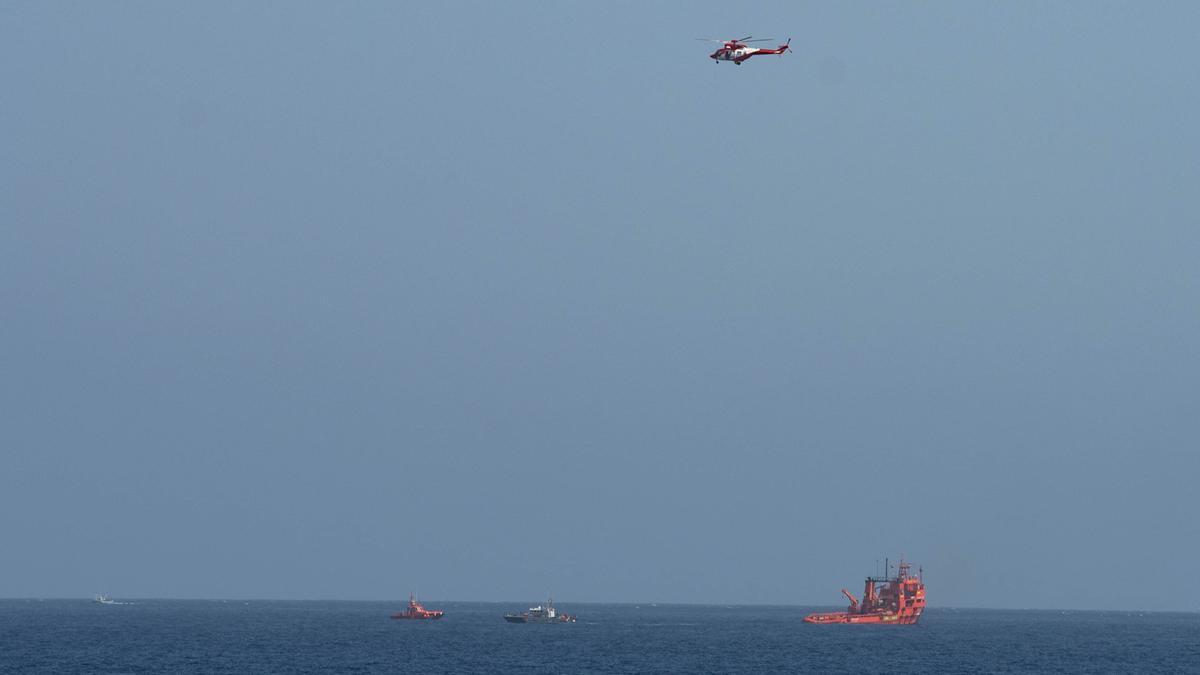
(391, 594), (444, 620)
(504, 598), (576, 623)
(804, 559), (925, 625)
(93, 594), (116, 605)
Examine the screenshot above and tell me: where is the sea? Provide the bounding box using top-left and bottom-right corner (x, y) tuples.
(2, 601), (1198, 673)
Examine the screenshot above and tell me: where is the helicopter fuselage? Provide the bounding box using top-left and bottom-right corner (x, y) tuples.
(711, 47), (756, 62)
(708, 40), (790, 65)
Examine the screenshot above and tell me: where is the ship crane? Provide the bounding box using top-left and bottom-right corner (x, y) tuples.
(841, 588), (859, 610)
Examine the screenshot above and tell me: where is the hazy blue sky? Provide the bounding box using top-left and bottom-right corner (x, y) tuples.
(3, 1), (1198, 610)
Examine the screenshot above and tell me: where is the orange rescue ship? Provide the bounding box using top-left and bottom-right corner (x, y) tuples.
(391, 594), (444, 620)
(804, 559), (925, 625)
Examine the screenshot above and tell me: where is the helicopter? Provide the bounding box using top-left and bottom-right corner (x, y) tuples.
(699, 36), (792, 65)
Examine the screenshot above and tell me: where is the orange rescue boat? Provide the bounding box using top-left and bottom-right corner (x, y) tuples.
(391, 594), (444, 620)
(804, 559), (925, 625)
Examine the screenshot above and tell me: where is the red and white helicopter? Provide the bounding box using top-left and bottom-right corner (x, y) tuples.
(700, 36), (791, 65)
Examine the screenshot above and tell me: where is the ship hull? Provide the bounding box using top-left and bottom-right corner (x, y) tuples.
(504, 614), (575, 623)
(803, 611), (920, 625)
(391, 613), (443, 620)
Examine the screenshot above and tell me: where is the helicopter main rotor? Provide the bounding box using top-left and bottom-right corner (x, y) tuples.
(696, 36), (774, 45)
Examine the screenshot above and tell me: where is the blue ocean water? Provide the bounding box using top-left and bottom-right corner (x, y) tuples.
(2, 600), (1197, 673)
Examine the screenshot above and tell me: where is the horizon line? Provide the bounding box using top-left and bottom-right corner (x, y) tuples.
(5, 597), (1198, 614)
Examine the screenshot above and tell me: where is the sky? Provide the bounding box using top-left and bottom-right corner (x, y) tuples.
(2, 1), (1198, 611)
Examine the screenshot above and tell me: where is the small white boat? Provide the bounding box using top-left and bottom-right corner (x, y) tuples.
(504, 597), (576, 623)
(93, 594), (116, 605)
